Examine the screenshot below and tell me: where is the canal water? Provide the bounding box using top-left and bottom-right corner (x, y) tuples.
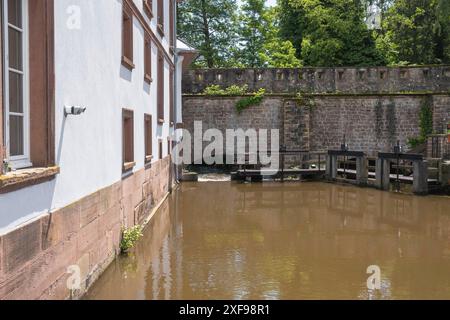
(85, 181), (450, 300)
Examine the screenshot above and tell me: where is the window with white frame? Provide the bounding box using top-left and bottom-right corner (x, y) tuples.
(3, 0), (30, 169)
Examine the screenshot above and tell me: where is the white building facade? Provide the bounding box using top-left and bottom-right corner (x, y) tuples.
(0, 0), (193, 299)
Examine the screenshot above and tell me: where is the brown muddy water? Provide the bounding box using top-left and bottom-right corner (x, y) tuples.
(85, 182), (450, 300)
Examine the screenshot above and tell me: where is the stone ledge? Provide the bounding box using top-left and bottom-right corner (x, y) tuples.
(0, 167), (60, 194)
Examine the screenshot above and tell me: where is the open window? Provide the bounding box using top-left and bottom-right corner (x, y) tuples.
(122, 2), (134, 70)
(144, 114), (153, 163)
(3, 0), (31, 169)
(122, 109), (135, 172)
(1, 0), (56, 191)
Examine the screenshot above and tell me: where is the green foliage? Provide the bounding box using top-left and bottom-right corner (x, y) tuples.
(278, 0), (305, 57)
(177, 0), (240, 68)
(225, 85), (249, 96)
(377, 0), (437, 65)
(236, 88), (266, 113)
(238, 0), (269, 67)
(180, 0), (450, 68)
(407, 137), (422, 149)
(202, 86), (265, 113)
(237, 1), (302, 67)
(407, 97), (434, 148)
(120, 225), (143, 253)
(419, 98), (433, 140)
(375, 0), (450, 65)
(278, 0), (385, 67)
(203, 85), (226, 95)
(203, 84), (249, 96)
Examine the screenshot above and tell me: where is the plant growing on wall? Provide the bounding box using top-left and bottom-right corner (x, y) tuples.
(236, 88), (266, 114)
(407, 96), (433, 148)
(225, 85), (249, 96)
(202, 84), (249, 96)
(120, 225), (144, 253)
(203, 85), (226, 95)
(202, 85), (265, 113)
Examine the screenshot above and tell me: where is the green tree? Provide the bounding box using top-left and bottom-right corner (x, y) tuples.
(177, 0), (240, 68)
(277, 0), (307, 57)
(376, 0), (447, 65)
(259, 6), (302, 67)
(434, 0), (450, 63)
(238, 0), (270, 67)
(278, 0), (385, 67)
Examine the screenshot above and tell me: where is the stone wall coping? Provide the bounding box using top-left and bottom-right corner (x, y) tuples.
(183, 92), (450, 98)
(183, 65), (450, 95)
(188, 65), (450, 71)
(0, 166), (60, 194)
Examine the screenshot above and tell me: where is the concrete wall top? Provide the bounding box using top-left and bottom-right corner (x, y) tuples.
(183, 66), (450, 94)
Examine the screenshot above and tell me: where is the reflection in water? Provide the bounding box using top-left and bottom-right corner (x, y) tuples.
(86, 182), (450, 300)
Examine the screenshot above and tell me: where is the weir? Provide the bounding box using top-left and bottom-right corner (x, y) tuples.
(205, 146), (444, 195)
(182, 66), (450, 195)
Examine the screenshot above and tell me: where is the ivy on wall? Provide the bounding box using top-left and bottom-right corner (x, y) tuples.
(202, 85), (266, 113)
(408, 96), (433, 148)
(236, 88), (266, 114)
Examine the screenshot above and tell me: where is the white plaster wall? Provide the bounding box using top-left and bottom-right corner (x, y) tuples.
(0, 0), (177, 233)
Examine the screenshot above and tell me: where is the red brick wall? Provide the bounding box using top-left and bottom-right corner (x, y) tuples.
(0, 156), (174, 300)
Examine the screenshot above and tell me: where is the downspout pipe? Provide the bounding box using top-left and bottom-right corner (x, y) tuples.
(173, 0), (180, 183)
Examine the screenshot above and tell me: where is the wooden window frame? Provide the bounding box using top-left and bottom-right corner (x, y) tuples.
(122, 109), (135, 172)
(144, 33), (152, 83)
(169, 0), (174, 52)
(157, 51), (164, 124)
(122, 2), (135, 71)
(144, 114), (153, 163)
(3, 0), (31, 169)
(158, 139), (163, 160)
(157, 0), (164, 37)
(143, 0), (153, 19)
(0, 0), (57, 190)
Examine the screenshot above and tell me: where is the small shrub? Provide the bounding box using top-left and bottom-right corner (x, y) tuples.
(407, 137), (423, 149)
(203, 85), (225, 95)
(224, 84), (248, 96)
(236, 88), (266, 114)
(120, 225), (143, 253)
(202, 84), (249, 96)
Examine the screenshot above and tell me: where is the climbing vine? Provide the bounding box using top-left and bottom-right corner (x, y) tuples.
(202, 85), (266, 113)
(236, 88), (266, 114)
(408, 96), (433, 148)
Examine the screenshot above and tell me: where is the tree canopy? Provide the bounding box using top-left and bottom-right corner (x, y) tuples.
(177, 0), (450, 68)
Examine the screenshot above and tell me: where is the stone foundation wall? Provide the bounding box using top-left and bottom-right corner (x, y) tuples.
(0, 156), (173, 300)
(183, 94), (450, 158)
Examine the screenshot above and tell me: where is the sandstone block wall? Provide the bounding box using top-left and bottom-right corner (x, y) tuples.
(182, 66), (450, 160)
(183, 95), (450, 158)
(183, 66), (450, 95)
(0, 156), (173, 300)
(183, 97), (283, 162)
